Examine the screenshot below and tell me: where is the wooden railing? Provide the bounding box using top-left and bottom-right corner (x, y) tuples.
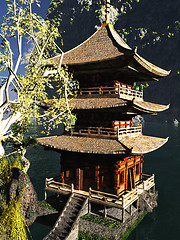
(73, 126), (116, 136)
(78, 85), (143, 101)
(73, 125), (142, 137)
(45, 174), (155, 209)
(79, 86), (116, 95)
(118, 85), (143, 100)
(88, 174), (154, 209)
(118, 125), (142, 138)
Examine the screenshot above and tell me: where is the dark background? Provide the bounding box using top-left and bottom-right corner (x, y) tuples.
(47, 0), (180, 122)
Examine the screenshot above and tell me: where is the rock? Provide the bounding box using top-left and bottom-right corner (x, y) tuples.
(7, 168), (39, 226)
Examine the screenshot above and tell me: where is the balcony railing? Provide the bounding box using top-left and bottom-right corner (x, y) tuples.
(117, 84), (143, 101)
(72, 125), (142, 138)
(73, 126), (116, 136)
(118, 125), (142, 138)
(45, 174), (155, 209)
(78, 85), (143, 101)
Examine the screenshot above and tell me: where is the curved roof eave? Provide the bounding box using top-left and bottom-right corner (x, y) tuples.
(133, 53), (171, 77)
(119, 135), (169, 154)
(132, 100), (170, 114)
(43, 24), (171, 79)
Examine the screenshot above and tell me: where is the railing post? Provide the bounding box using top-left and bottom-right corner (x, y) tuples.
(103, 197), (107, 218)
(88, 187), (92, 213)
(44, 178), (47, 200)
(71, 183), (74, 193)
(89, 187), (92, 198)
(122, 195), (125, 208)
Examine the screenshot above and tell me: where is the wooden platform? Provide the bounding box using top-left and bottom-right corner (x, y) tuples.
(44, 174), (155, 210)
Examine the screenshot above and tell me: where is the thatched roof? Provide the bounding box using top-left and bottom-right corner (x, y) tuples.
(132, 100), (170, 114)
(38, 133), (168, 155)
(119, 135), (169, 154)
(37, 135), (126, 154)
(69, 97), (127, 110)
(44, 24), (170, 81)
(69, 96), (169, 114)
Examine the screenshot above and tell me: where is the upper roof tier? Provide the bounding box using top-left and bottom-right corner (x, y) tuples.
(44, 24), (170, 81)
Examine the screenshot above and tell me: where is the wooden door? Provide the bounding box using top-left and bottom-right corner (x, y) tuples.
(127, 168), (135, 191)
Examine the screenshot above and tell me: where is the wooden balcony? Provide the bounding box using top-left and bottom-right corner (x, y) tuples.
(45, 174), (155, 210)
(78, 85), (143, 101)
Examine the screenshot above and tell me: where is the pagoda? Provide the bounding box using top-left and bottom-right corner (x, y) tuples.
(38, 0), (170, 235)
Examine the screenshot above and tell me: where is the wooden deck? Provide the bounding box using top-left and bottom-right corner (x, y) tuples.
(44, 174), (155, 210)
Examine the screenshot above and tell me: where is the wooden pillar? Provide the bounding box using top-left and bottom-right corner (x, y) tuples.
(122, 208), (125, 223)
(103, 197), (107, 218)
(60, 172), (64, 185)
(130, 204), (132, 216)
(135, 199), (139, 210)
(88, 200), (91, 213)
(44, 190), (47, 200)
(76, 168), (81, 190)
(88, 187), (92, 213)
(103, 205), (107, 218)
(95, 165), (100, 190)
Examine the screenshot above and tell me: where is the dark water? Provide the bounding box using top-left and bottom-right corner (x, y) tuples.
(27, 121), (180, 239)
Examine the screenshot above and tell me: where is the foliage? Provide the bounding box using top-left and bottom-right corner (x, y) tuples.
(0, 0), (79, 238)
(38, 200), (57, 211)
(0, 154), (23, 188)
(0, 198), (29, 240)
(0, 154), (30, 239)
(81, 213), (122, 229)
(0, 0), (78, 156)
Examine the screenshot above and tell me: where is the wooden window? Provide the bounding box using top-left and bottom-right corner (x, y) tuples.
(119, 171), (125, 184)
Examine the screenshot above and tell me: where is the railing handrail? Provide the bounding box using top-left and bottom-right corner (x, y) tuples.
(46, 178), (72, 189)
(90, 188), (120, 199)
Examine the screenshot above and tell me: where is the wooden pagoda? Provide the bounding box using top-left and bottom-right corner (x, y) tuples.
(38, 3), (170, 224)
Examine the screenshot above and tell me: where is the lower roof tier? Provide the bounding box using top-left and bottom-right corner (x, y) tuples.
(69, 97), (170, 114)
(38, 134), (168, 155)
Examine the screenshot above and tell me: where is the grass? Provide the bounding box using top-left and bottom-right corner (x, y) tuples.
(78, 231), (108, 240)
(38, 200), (57, 211)
(81, 213), (122, 230)
(79, 211), (148, 240)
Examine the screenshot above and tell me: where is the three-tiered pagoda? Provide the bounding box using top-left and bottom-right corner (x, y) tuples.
(38, 1), (170, 236)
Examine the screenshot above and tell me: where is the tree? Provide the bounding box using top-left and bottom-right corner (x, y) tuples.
(0, 0), (77, 158)
(0, 0), (78, 238)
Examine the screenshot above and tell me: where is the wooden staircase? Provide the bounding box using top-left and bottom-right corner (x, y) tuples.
(43, 193), (87, 240)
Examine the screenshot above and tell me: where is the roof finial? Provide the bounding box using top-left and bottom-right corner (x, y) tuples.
(105, 0), (110, 25)
(102, 0), (111, 27)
